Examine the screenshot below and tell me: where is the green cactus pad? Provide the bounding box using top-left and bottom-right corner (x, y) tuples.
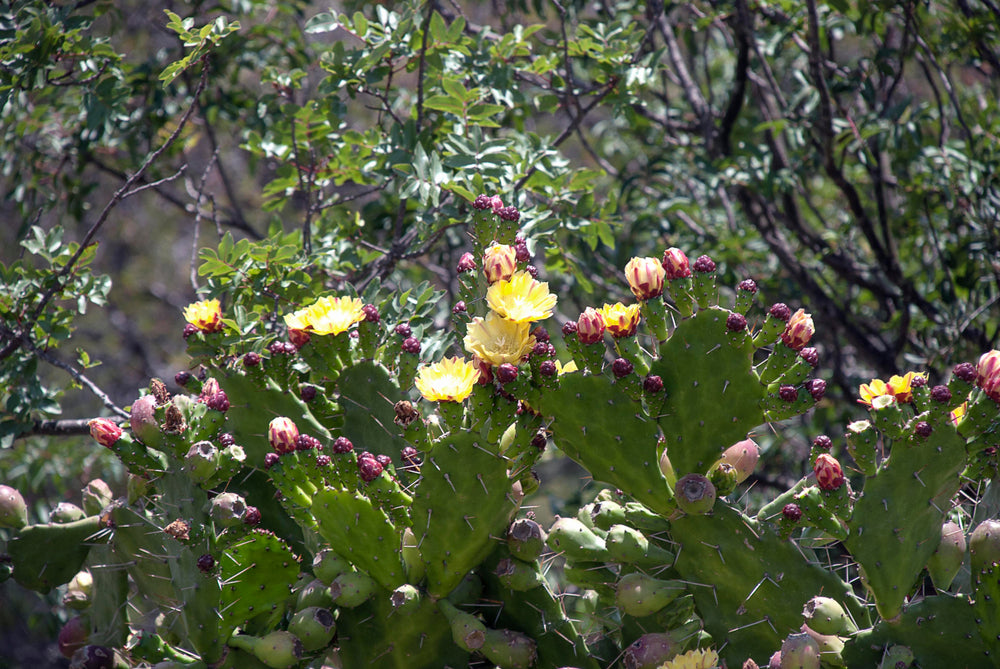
(671, 504), (862, 667)
(336, 592), (469, 668)
(219, 530), (300, 645)
(844, 425), (967, 621)
(9, 514), (103, 593)
(311, 487), (406, 589)
(536, 373), (671, 515)
(337, 361), (409, 457)
(412, 430), (517, 599)
(651, 307), (766, 477)
(842, 594), (988, 667)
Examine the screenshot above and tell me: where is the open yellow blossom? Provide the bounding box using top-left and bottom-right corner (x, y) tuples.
(486, 271), (558, 323)
(183, 299), (224, 333)
(284, 295), (366, 336)
(859, 371), (926, 406)
(658, 648), (719, 669)
(555, 360), (578, 375)
(599, 302), (641, 338)
(415, 357), (480, 402)
(464, 312), (536, 366)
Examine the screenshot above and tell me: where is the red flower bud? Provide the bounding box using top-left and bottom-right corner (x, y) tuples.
(88, 418), (122, 449)
(661, 247), (691, 279)
(814, 453), (845, 491)
(780, 308), (815, 351)
(457, 252), (477, 273)
(268, 417), (299, 454)
(576, 307), (606, 345)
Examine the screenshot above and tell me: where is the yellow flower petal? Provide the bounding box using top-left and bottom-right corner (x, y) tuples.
(415, 357), (480, 403)
(486, 271), (557, 323)
(284, 295), (366, 336)
(659, 648), (720, 669)
(598, 302), (641, 337)
(183, 299), (224, 333)
(464, 312), (536, 366)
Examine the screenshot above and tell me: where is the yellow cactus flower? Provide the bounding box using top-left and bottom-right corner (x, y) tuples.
(555, 360), (578, 375)
(659, 648), (720, 669)
(415, 357), (480, 403)
(284, 295), (366, 336)
(624, 256), (665, 300)
(483, 243), (518, 283)
(858, 378), (890, 407)
(486, 271), (557, 323)
(859, 371), (926, 406)
(464, 312), (536, 366)
(183, 299), (224, 333)
(598, 302), (641, 338)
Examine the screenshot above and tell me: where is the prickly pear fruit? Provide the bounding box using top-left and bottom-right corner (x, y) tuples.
(605, 524), (674, 567)
(546, 517), (609, 562)
(312, 548), (350, 585)
(68, 644), (116, 669)
(129, 395), (161, 448)
(779, 632), (820, 669)
(63, 569), (93, 610)
(926, 521), (966, 590)
(209, 492), (247, 527)
(507, 518), (547, 561)
(969, 518), (1000, 573)
(674, 474), (716, 515)
(81, 480), (113, 516)
(296, 578), (334, 610)
(59, 615), (90, 658)
(184, 441), (219, 484)
(708, 462), (739, 496)
(800, 625), (845, 667)
(390, 583), (421, 614)
(439, 599), (487, 651)
(801, 596), (856, 636)
(877, 644), (915, 668)
(330, 570), (376, 608)
(229, 631), (304, 669)
(495, 557), (545, 591)
(615, 572), (687, 617)
(287, 607), (336, 652)
(622, 632), (679, 669)
(480, 628), (538, 669)
(0, 484), (27, 529)
(51, 502), (86, 524)
(717, 438), (759, 484)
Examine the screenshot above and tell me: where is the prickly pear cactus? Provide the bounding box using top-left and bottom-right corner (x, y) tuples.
(3, 192), (999, 669)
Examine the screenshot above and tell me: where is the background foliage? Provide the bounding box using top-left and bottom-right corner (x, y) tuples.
(1, 0), (999, 664)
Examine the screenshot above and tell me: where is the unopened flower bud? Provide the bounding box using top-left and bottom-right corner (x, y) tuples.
(473, 194), (491, 210)
(244, 506), (261, 525)
(612, 358), (634, 378)
(182, 323), (199, 339)
(532, 327), (550, 343)
(457, 252), (477, 273)
(175, 370), (193, 386)
(497, 363), (518, 384)
(814, 453), (845, 491)
(205, 391), (230, 413)
(88, 418), (122, 449)
(401, 446), (421, 467)
(661, 247), (691, 279)
(692, 254), (716, 273)
(624, 256), (666, 300)
(726, 312), (747, 332)
(362, 304), (380, 323)
(812, 435), (832, 451)
(778, 385), (799, 402)
(783, 503), (802, 522)
(769, 303), (792, 321)
(930, 385), (952, 403)
(499, 205), (520, 222)
(738, 278), (758, 293)
(953, 361), (976, 383)
(781, 308), (815, 351)
(914, 421), (933, 438)
(576, 308), (606, 345)
(489, 195), (504, 213)
(483, 244), (518, 283)
(358, 456), (383, 482)
(515, 242), (531, 263)
(806, 378), (827, 401)
(268, 417), (299, 454)
(561, 321), (578, 337)
(197, 554), (215, 573)
(316, 454), (331, 467)
(295, 434), (321, 451)
(643, 375), (664, 393)
(300, 384), (317, 402)
(395, 323), (412, 338)
(525, 264), (538, 278)
(539, 360), (557, 377)
(243, 352), (261, 368)
(799, 347), (819, 367)
(332, 437), (354, 454)
(264, 452), (280, 469)
(401, 337), (421, 355)
(452, 301), (467, 315)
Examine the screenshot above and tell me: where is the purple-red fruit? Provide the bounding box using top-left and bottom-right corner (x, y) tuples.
(779, 385), (798, 402)
(561, 321), (578, 336)
(612, 358), (634, 378)
(914, 421), (932, 438)
(783, 503), (803, 522)
(622, 632), (678, 669)
(812, 435), (832, 451)
(332, 437), (354, 454)
(539, 360), (557, 377)
(358, 456), (383, 482)
(300, 384), (317, 402)
(692, 254), (716, 273)
(769, 303), (792, 321)
(58, 616), (89, 659)
(401, 337), (421, 354)
(263, 452), (280, 469)
(452, 301), (467, 314)
(243, 352), (261, 367)
(295, 434), (321, 451)
(643, 375), (664, 394)
(799, 347), (819, 367)
(807, 379), (826, 401)
(738, 278), (758, 293)
(727, 312), (747, 332)
(497, 363), (518, 384)
(244, 506), (261, 526)
(395, 323), (412, 338)
(953, 362), (977, 383)
(362, 304), (379, 323)
(205, 391), (230, 413)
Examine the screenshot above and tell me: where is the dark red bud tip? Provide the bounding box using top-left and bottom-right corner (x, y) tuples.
(531, 433), (547, 450)
(692, 254), (716, 273)
(612, 358), (634, 379)
(358, 457), (383, 482)
(515, 243), (531, 263)
(812, 435), (832, 451)
(456, 252), (477, 273)
(807, 378), (827, 401)
(218, 432), (236, 448)
(452, 301), (467, 315)
(264, 452), (280, 470)
(911, 374), (927, 388)
(643, 374), (664, 393)
(814, 453), (845, 491)
(394, 323), (412, 338)
(914, 421), (933, 438)
(726, 312), (747, 332)
(930, 385), (952, 403)
(499, 205), (520, 222)
(196, 554), (215, 573)
(473, 194), (491, 210)
(349, 330), (359, 339)
(561, 321), (578, 336)
(532, 341), (549, 357)
(783, 503), (802, 522)
(769, 303), (792, 321)
(953, 362), (977, 383)
(738, 278), (758, 293)
(175, 370), (193, 386)
(526, 265), (539, 278)
(539, 360), (557, 377)
(206, 391), (230, 413)
(316, 454), (331, 467)
(376, 454), (392, 468)
(182, 323), (199, 339)
(497, 363), (518, 384)
(401, 337), (421, 355)
(295, 434), (321, 451)
(268, 341), (289, 356)
(779, 385), (799, 402)
(515, 235), (526, 245)
(546, 343), (557, 357)
(531, 327), (550, 343)
(799, 347), (819, 367)
(332, 437), (354, 454)
(243, 506), (261, 525)
(401, 446), (421, 467)
(300, 385), (317, 402)
(362, 304), (380, 323)
(243, 352), (261, 367)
